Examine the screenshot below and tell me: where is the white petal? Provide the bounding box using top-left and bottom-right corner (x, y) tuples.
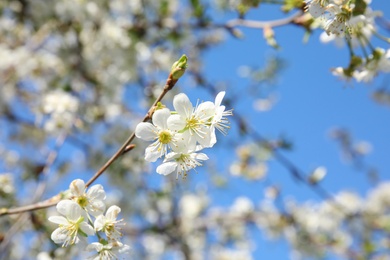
(135, 122), (157, 141)
(117, 243), (130, 254)
(145, 146), (161, 162)
(86, 242), (103, 252)
(48, 216), (68, 225)
(118, 243), (131, 254)
(57, 200), (83, 221)
(171, 135), (191, 153)
(70, 179), (86, 196)
(196, 101), (215, 119)
(152, 108), (170, 129)
(167, 114), (186, 131)
(51, 228), (67, 244)
(215, 91), (225, 107)
(87, 184), (106, 201)
(94, 215), (106, 231)
(208, 127), (217, 147)
(164, 152), (180, 161)
(182, 131), (197, 149)
(156, 162), (178, 175)
(194, 153), (209, 161)
(79, 222), (95, 236)
(87, 200), (106, 216)
(106, 205), (121, 220)
(196, 127), (214, 147)
(173, 93), (193, 118)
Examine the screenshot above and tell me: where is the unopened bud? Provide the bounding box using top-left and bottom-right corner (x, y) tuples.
(263, 26), (279, 49)
(372, 48), (384, 61)
(308, 166), (327, 184)
(155, 102), (166, 110)
(171, 54), (188, 80)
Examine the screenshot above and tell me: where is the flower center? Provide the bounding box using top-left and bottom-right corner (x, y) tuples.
(186, 116), (199, 129)
(158, 130), (172, 144)
(77, 195), (89, 208)
(106, 223), (114, 233)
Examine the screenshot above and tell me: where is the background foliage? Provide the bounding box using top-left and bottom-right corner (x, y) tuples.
(0, 0), (389, 259)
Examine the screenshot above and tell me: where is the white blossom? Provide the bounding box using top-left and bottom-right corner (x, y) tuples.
(86, 241), (130, 260)
(42, 91), (78, 115)
(167, 93), (216, 148)
(353, 48), (390, 82)
(41, 90), (79, 132)
(48, 200), (95, 247)
(179, 194), (205, 219)
(0, 173), (14, 194)
(156, 147), (209, 179)
(94, 205), (124, 240)
(305, 0), (327, 18)
(70, 179), (106, 217)
(323, 4), (350, 36)
(210, 91), (233, 136)
(135, 108), (184, 162)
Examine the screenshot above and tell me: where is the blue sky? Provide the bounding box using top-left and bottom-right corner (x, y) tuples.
(6, 2), (388, 259)
(192, 1), (390, 258)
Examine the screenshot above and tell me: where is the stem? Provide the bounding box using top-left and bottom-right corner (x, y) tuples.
(225, 11), (303, 30)
(346, 36), (354, 58)
(85, 73), (179, 187)
(0, 71), (181, 217)
(371, 29), (390, 44)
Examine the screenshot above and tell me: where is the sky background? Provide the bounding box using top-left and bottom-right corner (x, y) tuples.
(192, 1), (390, 258)
(4, 1), (389, 259)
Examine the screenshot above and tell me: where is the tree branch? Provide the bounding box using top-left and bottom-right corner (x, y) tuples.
(0, 61), (185, 217)
(225, 11), (303, 30)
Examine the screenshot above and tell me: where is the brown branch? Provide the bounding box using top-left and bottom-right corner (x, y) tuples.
(0, 60), (184, 217)
(84, 73), (180, 187)
(225, 10), (303, 29)
(0, 194), (62, 216)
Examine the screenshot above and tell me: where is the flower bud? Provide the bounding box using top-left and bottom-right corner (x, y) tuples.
(171, 54), (188, 80)
(308, 166), (327, 185)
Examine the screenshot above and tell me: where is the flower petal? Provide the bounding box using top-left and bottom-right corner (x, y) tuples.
(94, 215), (106, 231)
(135, 122), (157, 141)
(167, 114), (186, 131)
(195, 127), (214, 148)
(87, 200), (106, 216)
(156, 162), (178, 176)
(87, 184), (106, 201)
(70, 179), (86, 196)
(56, 200), (79, 217)
(173, 93), (192, 118)
(51, 227), (67, 244)
(194, 153), (209, 161)
(86, 242), (104, 252)
(79, 222), (95, 236)
(215, 91), (225, 107)
(144, 146), (161, 162)
(195, 101), (215, 120)
(57, 200), (83, 221)
(106, 205), (121, 220)
(48, 216), (68, 225)
(152, 108), (170, 129)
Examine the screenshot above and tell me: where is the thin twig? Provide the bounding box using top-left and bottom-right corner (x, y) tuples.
(0, 131), (67, 258)
(84, 71), (180, 187)
(225, 11), (303, 30)
(0, 68), (182, 217)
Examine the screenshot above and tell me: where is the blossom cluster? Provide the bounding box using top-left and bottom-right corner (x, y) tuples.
(305, 0), (390, 82)
(332, 47), (390, 82)
(48, 179), (129, 259)
(135, 91), (232, 179)
(254, 181), (390, 259)
(305, 0), (355, 36)
(40, 90), (79, 133)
